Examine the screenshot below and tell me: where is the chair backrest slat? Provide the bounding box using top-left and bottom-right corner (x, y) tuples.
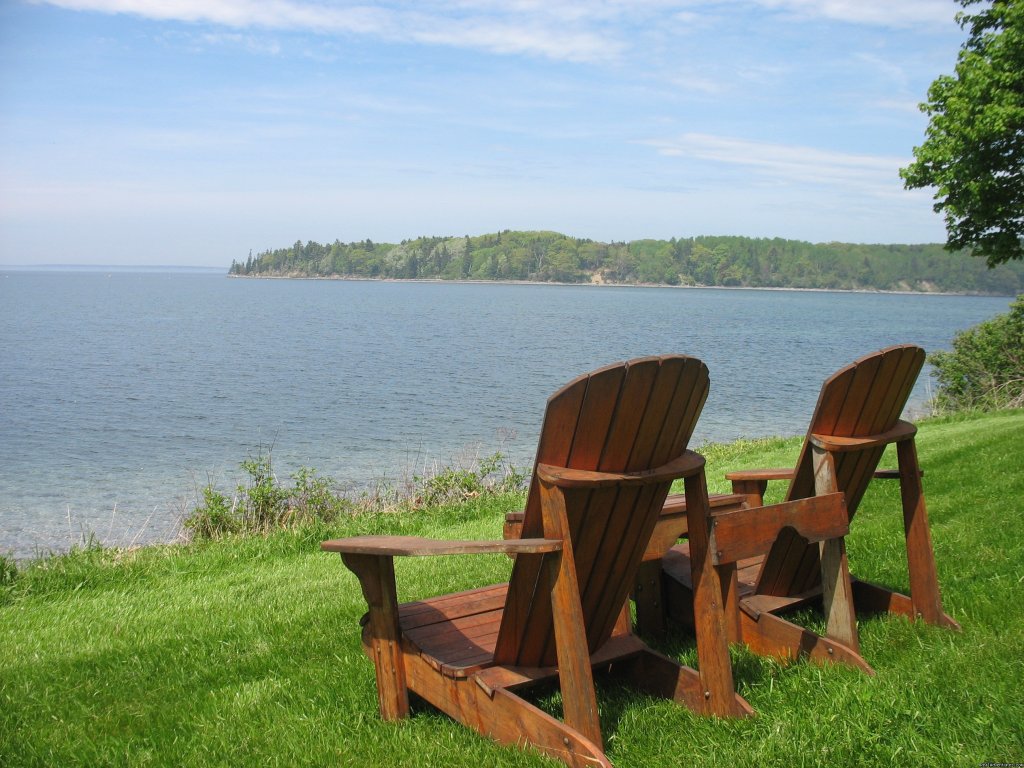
(495, 356), (709, 667)
(756, 345), (925, 596)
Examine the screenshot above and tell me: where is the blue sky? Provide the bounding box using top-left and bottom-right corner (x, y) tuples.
(0, 0), (969, 266)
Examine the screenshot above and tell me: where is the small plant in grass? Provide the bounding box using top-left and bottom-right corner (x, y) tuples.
(183, 451), (290, 540)
(0, 554), (17, 590)
(358, 476), (403, 510)
(184, 486), (241, 539)
(183, 449), (528, 540)
(283, 467), (354, 526)
(238, 455), (289, 531)
(415, 451), (527, 506)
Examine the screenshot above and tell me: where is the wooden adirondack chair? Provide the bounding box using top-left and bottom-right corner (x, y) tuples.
(322, 356), (751, 768)
(661, 345), (960, 673)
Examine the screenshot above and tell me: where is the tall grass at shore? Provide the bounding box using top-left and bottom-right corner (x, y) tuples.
(2, 409), (1022, 767)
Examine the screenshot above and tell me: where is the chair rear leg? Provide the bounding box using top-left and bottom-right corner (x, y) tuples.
(818, 536), (859, 652)
(897, 439), (961, 630)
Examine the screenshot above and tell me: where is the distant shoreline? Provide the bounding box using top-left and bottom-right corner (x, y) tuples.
(3, 266), (1007, 295)
(225, 272), (1004, 298)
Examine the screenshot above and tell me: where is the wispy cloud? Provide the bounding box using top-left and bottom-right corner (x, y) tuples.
(855, 52), (912, 89)
(664, 69), (725, 95)
(197, 31), (282, 55)
(37, 1), (390, 33)
(35, 0), (958, 67)
(36, 0), (626, 62)
(644, 132), (908, 194)
(873, 98), (924, 115)
(746, 0), (957, 28)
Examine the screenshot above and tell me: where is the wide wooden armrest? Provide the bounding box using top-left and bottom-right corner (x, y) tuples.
(809, 420), (917, 453)
(536, 450), (704, 489)
(321, 535), (561, 557)
(724, 467), (795, 482)
(710, 492), (848, 565)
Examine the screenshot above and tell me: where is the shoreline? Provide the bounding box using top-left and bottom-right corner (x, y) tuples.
(6, 408), (1017, 568)
(3, 402), (1008, 565)
(226, 273), (1007, 298)
(2, 431), (806, 563)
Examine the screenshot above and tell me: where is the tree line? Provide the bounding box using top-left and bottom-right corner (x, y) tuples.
(230, 231), (1024, 295)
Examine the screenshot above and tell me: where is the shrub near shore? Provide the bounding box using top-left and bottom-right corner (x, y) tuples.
(184, 450), (528, 540)
(929, 294), (1024, 412)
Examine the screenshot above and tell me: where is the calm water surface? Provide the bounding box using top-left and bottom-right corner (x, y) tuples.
(0, 271), (1013, 557)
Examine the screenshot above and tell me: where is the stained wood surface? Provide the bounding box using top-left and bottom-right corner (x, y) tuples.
(643, 492), (746, 561)
(503, 491), (748, 561)
(709, 493), (847, 565)
(341, 553), (409, 719)
(323, 535), (561, 557)
(724, 468), (795, 482)
(536, 451), (704, 488)
(756, 345), (926, 596)
(495, 356), (710, 667)
(657, 346), (957, 675)
(809, 420), (917, 452)
(329, 355), (751, 768)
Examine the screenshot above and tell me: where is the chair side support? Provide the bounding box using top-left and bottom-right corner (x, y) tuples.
(727, 425), (958, 632)
(813, 428), (959, 631)
(328, 536), (565, 722)
(537, 478), (603, 749)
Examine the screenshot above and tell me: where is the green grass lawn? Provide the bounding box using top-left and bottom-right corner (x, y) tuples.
(2, 409), (1022, 767)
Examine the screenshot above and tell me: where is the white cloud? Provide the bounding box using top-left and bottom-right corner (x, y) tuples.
(38, 0), (388, 32)
(855, 52), (912, 89)
(746, 0), (957, 28)
(665, 69), (725, 94)
(36, 0), (957, 69)
(36, 0), (626, 62)
(644, 132), (909, 195)
(404, 13), (619, 62)
(198, 31), (282, 55)
(874, 98), (924, 115)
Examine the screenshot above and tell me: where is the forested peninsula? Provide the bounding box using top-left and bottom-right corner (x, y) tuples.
(230, 231), (1024, 295)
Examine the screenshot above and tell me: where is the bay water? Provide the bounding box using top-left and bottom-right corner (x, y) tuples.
(0, 270), (1013, 558)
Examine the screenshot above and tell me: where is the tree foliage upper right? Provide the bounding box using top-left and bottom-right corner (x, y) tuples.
(901, 0), (1024, 267)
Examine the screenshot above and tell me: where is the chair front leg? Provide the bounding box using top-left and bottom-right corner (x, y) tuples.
(684, 470), (742, 717)
(340, 553), (410, 720)
(730, 478), (768, 508)
(812, 446), (859, 650)
(818, 537), (859, 652)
